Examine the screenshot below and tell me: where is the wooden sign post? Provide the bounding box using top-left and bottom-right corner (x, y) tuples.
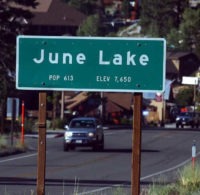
(131, 93), (142, 195)
(16, 36), (165, 195)
(37, 92), (47, 195)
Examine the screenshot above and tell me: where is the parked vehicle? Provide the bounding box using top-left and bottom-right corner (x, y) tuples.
(175, 112), (200, 128)
(63, 117), (104, 151)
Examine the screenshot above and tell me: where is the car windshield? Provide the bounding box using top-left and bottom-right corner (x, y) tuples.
(70, 120), (95, 128)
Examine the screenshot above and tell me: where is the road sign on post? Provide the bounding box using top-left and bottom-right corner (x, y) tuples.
(16, 36), (166, 195)
(16, 36), (166, 93)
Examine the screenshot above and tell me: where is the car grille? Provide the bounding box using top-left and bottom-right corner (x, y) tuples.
(182, 118), (190, 122)
(72, 133), (87, 137)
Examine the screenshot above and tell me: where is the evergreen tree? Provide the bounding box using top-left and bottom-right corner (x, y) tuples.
(180, 8), (200, 55)
(173, 0), (189, 27)
(140, 0), (188, 37)
(167, 8), (200, 56)
(77, 14), (102, 36)
(175, 87), (194, 107)
(0, 0), (37, 133)
(67, 0), (97, 15)
(121, 0), (131, 19)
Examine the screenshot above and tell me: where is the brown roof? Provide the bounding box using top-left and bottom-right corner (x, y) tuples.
(10, 0), (86, 27)
(104, 92), (133, 111)
(31, 0), (86, 26)
(166, 51), (200, 76)
(167, 51), (192, 60)
(66, 92), (89, 110)
(64, 92), (133, 113)
(32, 0), (52, 12)
(106, 101), (122, 113)
(166, 59), (179, 74)
(10, 0), (51, 12)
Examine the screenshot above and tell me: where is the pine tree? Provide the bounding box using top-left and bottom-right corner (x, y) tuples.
(167, 7), (200, 56)
(121, 0), (131, 19)
(77, 14), (102, 36)
(180, 8), (200, 55)
(140, 0), (188, 37)
(0, 0), (37, 133)
(67, 0), (97, 15)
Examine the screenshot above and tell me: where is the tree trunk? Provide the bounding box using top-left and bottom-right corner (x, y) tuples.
(0, 98), (6, 134)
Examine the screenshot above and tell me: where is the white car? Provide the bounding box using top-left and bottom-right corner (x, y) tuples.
(63, 117), (104, 151)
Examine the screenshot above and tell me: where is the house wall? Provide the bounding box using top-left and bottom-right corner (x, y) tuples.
(172, 59), (180, 70)
(150, 100), (162, 122)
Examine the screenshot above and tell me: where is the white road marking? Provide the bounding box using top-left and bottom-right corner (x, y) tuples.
(0, 153), (38, 163)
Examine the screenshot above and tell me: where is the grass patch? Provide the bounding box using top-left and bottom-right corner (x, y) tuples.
(148, 163), (200, 195)
(0, 134), (27, 157)
(177, 163), (200, 194)
(0, 135), (8, 149)
(15, 139), (28, 151)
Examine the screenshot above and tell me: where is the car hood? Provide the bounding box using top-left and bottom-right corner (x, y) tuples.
(67, 128), (96, 133)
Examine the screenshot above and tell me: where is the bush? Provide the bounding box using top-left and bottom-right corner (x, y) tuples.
(0, 135), (7, 149)
(24, 118), (37, 133)
(51, 118), (66, 129)
(22, 117), (68, 132)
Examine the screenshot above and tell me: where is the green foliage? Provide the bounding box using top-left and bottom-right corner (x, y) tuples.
(179, 8), (200, 55)
(167, 8), (200, 56)
(52, 118), (65, 129)
(15, 140), (27, 151)
(67, 0), (97, 15)
(0, 0), (37, 80)
(175, 87), (194, 107)
(121, 0), (131, 19)
(140, 0), (188, 37)
(148, 183), (176, 195)
(0, 0), (38, 132)
(0, 135), (7, 149)
(77, 14), (102, 36)
(24, 118), (37, 133)
(140, 0), (177, 37)
(167, 28), (182, 49)
(179, 163), (200, 190)
(148, 163), (200, 195)
(24, 118), (64, 132)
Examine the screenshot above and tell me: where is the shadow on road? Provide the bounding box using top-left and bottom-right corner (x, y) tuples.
(0, 176), (173, 188)
(79, 148), (160, 153)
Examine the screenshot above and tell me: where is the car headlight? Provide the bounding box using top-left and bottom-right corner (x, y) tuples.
(88, 132), (95, 137)
(65, 131), (73, 138)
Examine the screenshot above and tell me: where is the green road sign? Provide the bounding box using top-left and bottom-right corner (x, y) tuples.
(16, 36), (166, 92)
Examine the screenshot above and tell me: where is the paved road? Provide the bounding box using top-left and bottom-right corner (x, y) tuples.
(0, 128), (200, 194)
